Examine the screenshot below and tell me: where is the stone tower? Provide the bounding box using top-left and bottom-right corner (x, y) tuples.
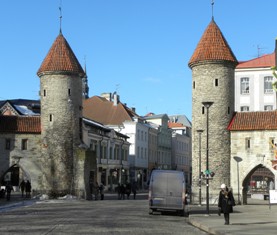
(188, 18), (238, 202)
(37, 32), (85, 195)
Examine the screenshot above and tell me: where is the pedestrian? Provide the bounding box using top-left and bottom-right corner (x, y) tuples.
(25, 180), (32, 198)
(19, 180), (26, 198)
(125, 183), (131, 199)
(120, 184), (125, 200)
(218, 183), (235, 225)
(5, 182), (13, 201)
(99, 182), (105, 200)
(131, 181), (137, 200)
(94, 182), (99, 200)
(117, 183), (121, 200)
(0, 188), (5, 198)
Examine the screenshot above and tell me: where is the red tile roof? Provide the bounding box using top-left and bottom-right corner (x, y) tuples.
(168, 122), (184, 128)
(83, 96), (139, 125)
(188, 19), (238, 67)
(228, 111), (277, 131)
(236, 52), (275, 69)
(0, 116), (41, 133)
(37, 33), (84, 77)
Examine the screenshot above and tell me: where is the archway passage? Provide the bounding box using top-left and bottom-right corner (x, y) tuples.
(0, 164), (20, 187)
(242, 165), (275, 204)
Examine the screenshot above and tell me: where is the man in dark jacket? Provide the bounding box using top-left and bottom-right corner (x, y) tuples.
(218, 184), (236, 225)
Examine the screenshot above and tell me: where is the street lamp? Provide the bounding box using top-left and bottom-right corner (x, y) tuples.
(233, 156), (242, 205)
(197, 129), (204, 206)
(202, 101), (213, 215)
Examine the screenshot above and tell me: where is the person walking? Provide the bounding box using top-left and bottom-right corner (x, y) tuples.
(125, 183), (131, 199)
(19, 180), (26, 198)
(94, 182), (99, 200)
(218, 183), (236, 225)
(117, 183), (121, 200)
(120, 184), (125, 200)
(25, 180), (32, 198)
(5, 182), (13, 201)
(131, 181), (137, 200)
(99, 182), (105, 200)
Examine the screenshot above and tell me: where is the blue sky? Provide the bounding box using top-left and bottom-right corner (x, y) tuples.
(1, 0), (277, 120)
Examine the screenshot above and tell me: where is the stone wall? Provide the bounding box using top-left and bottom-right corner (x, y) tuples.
(0, 133), (42, 190)
(230, 130), (277, 199)
(40, 73), (83, 195)
(191, 61), (235, 203)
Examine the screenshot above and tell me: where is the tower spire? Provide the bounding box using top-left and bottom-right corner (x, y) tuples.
(211, 0), (214, 20)
(59, 1), (63, 33)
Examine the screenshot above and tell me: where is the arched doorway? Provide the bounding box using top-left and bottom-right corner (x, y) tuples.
(242, 164), (274, 204)
(0, 164), (19, 188)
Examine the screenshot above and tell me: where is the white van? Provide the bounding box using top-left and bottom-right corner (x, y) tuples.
(148, 170), (187, 216)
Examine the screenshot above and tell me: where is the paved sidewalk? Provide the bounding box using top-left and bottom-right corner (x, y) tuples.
(188, 199), (277, 235)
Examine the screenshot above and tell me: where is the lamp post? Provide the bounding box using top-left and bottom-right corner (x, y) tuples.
(197, 129), (204, 206)
(202, 101), (213, 215)
(233, 156), (242, 205)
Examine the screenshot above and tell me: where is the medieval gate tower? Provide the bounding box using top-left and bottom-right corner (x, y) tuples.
(37, 31), (85, 195)
(188, 18), (238, 203)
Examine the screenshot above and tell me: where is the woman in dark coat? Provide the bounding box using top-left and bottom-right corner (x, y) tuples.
(218, 184), (235, 225)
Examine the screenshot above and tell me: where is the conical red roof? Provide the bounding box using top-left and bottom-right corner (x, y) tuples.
(188, 19), (237, 68)
(37, 33), (84, 77)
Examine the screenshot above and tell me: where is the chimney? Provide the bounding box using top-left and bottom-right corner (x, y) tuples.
(113, 93), (120, 106)
(131, 107), (136, 113)
(101, 92), (112, 101)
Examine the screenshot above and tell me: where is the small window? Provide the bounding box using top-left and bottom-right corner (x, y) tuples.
(228, 106), (230, 114)
(245, 138), (251, 149)
(193, 81), (195, 89)
(241, 77), (250, 94)
(215, 79), (218, 87)
(43, 89), (46, 97)
(240, 106), (249, 112)
(264, 105), (273, 111)
(49, 114), (53, 122)
(202, 106), (205, 114)
(5, 139), (11, 150)
(264, 76), (273, 93)
(68, 89), (71, 96)
(21, 139), (28, 150)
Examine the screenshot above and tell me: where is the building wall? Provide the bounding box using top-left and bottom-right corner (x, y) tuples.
(230, 130), (277, 200)
(0, 133), (42, 190)
(192, 62), (235, 202)
(235, 67), (276, 112)
(171, 131), (191, 187)
(40, 73), (83, 194)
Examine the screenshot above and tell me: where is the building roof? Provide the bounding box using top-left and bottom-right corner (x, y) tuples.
(37, 33), (84, 77)
(83, 96), (140, 126)
(228, 111), (277, 131)
(0, 99), (40, 116)
(188, 19), (238, 68)
(144, 113), (169, 120)
(0, 116), (41, 133)
(236, 52), (275, 69)
(168, 114), (192, 128)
